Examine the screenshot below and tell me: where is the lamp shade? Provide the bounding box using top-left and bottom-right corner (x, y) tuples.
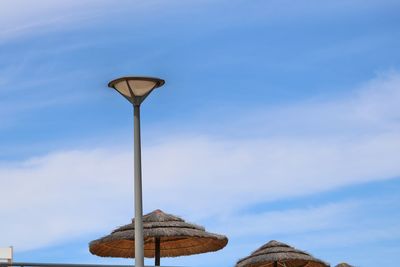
(108, 76), (165, 97)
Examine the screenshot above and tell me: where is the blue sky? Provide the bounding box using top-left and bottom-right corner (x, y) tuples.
(1, 1), (400, 266)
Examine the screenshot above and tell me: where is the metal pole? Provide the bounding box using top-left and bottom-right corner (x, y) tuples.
(134, 104), (144, 267)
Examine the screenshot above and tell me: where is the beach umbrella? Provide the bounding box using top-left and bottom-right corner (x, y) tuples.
(235, 240), (329, 267)
(335, 263), (353, 267)
(89, 209), (228, 266)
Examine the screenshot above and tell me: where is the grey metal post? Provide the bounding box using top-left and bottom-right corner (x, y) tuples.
(134, 104), (144, 267)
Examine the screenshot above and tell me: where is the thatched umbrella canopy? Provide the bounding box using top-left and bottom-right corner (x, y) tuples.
(89, 209), (228, 266)
(236, 240), (329, 267)
(335, 263), (353, 267)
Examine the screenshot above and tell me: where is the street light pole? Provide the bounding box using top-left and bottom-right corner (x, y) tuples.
(107, 76), (165, 267)
(133, 104), (144, 267)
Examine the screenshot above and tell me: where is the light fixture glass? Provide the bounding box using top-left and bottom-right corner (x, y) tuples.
(109, 77), (165, 98)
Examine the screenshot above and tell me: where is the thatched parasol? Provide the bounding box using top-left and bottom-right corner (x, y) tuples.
(235, 240), (329, 267)
(89, 209), (228, 266)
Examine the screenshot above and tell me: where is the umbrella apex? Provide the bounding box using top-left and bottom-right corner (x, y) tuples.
(335, 263), (354, 267)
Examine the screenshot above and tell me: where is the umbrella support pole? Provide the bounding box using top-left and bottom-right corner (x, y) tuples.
(155, 238), (160, 266)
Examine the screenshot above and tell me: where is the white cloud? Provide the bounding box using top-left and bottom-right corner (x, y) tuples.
(0, 149), (133, 250)
(1, 72), (400, 253)
(141, 132), (400, 219)
(237, 71), (400, 137)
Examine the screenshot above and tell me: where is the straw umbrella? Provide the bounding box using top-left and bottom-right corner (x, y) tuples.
(236, 240), (329, 267)
(89, 209), (228, 266)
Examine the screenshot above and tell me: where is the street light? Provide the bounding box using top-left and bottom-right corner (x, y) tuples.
(108, 76), (165, 267)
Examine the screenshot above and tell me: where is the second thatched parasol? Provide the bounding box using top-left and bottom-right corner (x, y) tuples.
(235, 240), (329, 267)
(89, 209), (228, 266)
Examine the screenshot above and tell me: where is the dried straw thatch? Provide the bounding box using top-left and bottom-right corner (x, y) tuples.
(236, 240), (329, 267)
(89, 209), (228, 261)
(335, 263), (353, 267)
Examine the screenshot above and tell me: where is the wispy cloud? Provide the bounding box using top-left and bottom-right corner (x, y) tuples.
(0, 1), (110, 41)
(0, 0), (191, 42)
(217, 201), (358, 238)
(0, 149), (136, 250)
(1, 71), (400, 254)
(227, 71), (400, 137)
(2, 0), (398, 42)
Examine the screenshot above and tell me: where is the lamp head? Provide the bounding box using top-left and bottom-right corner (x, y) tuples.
(108, 76), (165, 105)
